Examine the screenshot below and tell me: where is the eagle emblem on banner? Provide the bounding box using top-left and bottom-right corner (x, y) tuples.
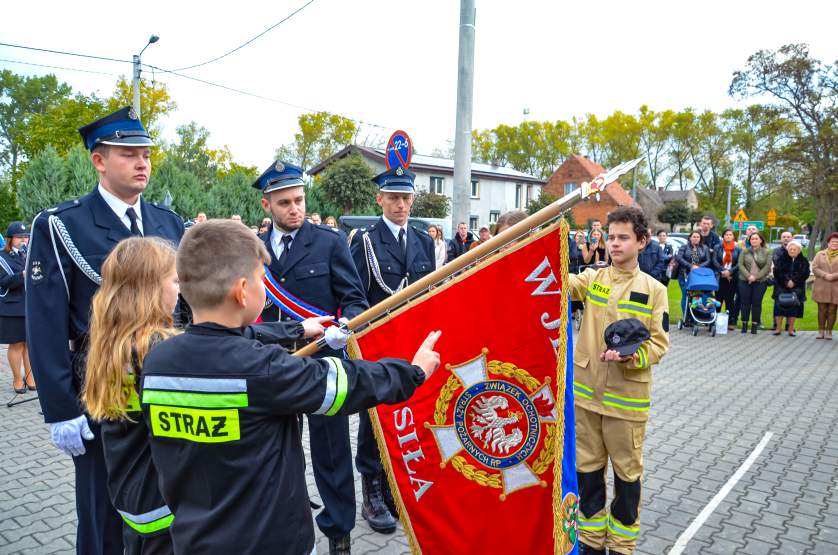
(426, 349), (559, 500)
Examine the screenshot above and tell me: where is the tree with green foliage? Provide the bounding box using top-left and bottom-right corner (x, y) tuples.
(0, 70), (72, 181)
(16, 145), (66, 220)
(304, 182), (341, 219)
(166, 122), (232, 189)
(63, 145), (97, 199)
(411, 191), (451, 218)
(207, 169), (263, 224)
(145, 159), (204, 218)
(730, 43), (837, 251)
(525, 190), (558, 215)
(276, 111), (357, 169)
(319, 155), (377, 214)
(0, 179), (22, 231)
(657, 202), (691, 231)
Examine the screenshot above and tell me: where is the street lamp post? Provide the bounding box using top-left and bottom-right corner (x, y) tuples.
(133, 35), (159, 119)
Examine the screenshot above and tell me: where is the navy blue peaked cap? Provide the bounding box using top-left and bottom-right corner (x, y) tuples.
(253, 160), (306, 194)
(78, 106), (153, 151)
(373, 165), (415, 193)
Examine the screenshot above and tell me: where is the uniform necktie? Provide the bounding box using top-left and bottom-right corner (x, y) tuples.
(398, 228), (406, 254)
(278, 235), (292, 268)
(126, 207), (142, 236)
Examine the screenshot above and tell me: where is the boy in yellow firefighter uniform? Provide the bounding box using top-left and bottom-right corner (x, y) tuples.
(567, 206), (670, 555)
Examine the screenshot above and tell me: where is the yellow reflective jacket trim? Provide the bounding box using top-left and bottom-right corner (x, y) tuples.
(617, 300), (653, 316)
(635, 345), (647, 369)
(118, 506), (174, 535)
(602, 391), (650, 412)
(586, 281), (611, 307)
(573, 381), (594, 400)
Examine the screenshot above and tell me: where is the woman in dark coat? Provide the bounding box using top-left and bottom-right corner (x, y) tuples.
(674, 230), (712, 319)
(714, 228), (741, 329)
(0, 221), (35, 393)
(772, 240), (810, 336)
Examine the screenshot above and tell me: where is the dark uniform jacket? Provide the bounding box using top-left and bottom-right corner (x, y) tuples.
(101, 371), (173, 543)
(0, 249), (26, 317)
(25, 188), (184, 423)
(260, 221), (368, 353)
(446, 231), (476, 261)
(140, 322), (427, 555)
(350, 217), (435, 307)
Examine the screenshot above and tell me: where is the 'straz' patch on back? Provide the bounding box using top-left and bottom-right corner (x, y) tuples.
(149, 405), (240, 443)
(629, 291), (649, 305)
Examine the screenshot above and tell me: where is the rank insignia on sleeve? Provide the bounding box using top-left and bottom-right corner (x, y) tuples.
(30, 260), (44, 282)
(425, 349), (558, 500)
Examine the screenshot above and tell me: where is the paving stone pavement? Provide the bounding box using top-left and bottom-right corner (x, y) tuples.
(1, 329), (836, 554)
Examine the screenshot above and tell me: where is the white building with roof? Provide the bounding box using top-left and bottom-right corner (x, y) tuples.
(307, 145), (546, 231)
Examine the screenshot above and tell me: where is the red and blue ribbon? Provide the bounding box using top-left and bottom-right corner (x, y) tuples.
(262, 265), (335, 325)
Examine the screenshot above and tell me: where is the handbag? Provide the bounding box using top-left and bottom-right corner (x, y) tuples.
(777, 291), (800, 309)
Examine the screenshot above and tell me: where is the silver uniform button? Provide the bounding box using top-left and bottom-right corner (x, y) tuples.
(280, 278), (286, 282)
(310, 269), (314, 274)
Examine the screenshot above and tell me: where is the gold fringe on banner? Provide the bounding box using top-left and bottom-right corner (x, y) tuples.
(552, 218), (571, 555)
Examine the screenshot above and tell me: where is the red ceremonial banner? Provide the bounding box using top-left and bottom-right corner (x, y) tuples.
(349, 223), (572, 555)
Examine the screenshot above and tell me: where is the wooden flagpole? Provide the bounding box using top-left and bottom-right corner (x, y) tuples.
(294, 167), (633, 358)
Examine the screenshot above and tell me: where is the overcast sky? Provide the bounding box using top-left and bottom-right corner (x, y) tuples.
(2, 0), (837, 170)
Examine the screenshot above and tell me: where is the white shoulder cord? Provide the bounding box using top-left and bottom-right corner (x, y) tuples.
(48, 215), (102, 296)
(362, 231), (408, 296)
(0, 255), (12, 297)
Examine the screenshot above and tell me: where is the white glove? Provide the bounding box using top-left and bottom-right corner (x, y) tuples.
(50, 415), (95, 457)
(324, 318), (350, 350)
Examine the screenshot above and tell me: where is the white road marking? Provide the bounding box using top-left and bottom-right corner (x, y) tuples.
(668, 431), (773, 555)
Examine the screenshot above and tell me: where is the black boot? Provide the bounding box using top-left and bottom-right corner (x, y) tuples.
(578, 542), (606, 555)
(328, 534), (351, 555)
(741, 322), (748, 334)
(751, 322), (758, 334)
(380, 468), (399, 518)
(361, 474), (397, 534)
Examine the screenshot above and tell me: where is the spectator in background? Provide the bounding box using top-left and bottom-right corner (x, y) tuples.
(230, 214), (242, 222)
(258, 223), (270, 235)
(811, 232), (838, 340)
(571, 230), (586, 273)
(310, 212), (322, 225)
(249, 225), (259, 234)
(771, 240), (810, 336)
(0, 222), (35, 394)
(447, 222), (476, 261)
(772, 231), (793, 265)
(494, 210), (527, 235)
(738, 231), (772, 334)
(324, 216), (338, 229)
(657, 230), (674, 286)
(581, 228), (608, 265)
(469, 227), (492, 250)
(699, 214), (721, 252)
(590, 218), (607, 242)
(675, 230), (712, 319)
(715, 229), (741, 330)
(195, 212), (207, 224)
(638, 230), (667, 283)
(739, 224), (758, 248)
(427, 225), (447, 269)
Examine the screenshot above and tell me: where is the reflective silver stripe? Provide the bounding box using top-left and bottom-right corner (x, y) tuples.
(313, 358), (339, 415)
(117, 504), (172, 524)
(143, 376), (247, 393)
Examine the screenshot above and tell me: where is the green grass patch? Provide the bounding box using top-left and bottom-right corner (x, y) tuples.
(666, 279), (819, 331)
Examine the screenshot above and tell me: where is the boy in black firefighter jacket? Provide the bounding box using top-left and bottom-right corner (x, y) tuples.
(141, 220), (441, 555)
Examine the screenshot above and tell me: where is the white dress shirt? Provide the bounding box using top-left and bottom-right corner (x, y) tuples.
(270, 227), (299, 258)
(381, 216), (407, 243)
(97, 184), (143, 234)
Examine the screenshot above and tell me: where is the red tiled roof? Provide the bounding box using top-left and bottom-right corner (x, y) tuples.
(551, 155), (636, 206)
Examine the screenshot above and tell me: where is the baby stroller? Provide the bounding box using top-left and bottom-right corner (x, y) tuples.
(678, 267), (720, 336)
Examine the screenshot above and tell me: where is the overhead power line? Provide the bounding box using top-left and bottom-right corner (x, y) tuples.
(0, 42), (132, 64)
(0, 58), (118, 76)
(171, 0), (317, 72)
(145, 63), (393, 131)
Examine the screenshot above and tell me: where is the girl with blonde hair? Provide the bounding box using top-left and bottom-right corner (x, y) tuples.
(83, 237), (180, 553)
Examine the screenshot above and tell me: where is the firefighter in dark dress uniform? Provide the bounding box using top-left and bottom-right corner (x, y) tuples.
(349, 165), (436, 530)
(25, 107), (184, 555)
(254, 160), (369, 554)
